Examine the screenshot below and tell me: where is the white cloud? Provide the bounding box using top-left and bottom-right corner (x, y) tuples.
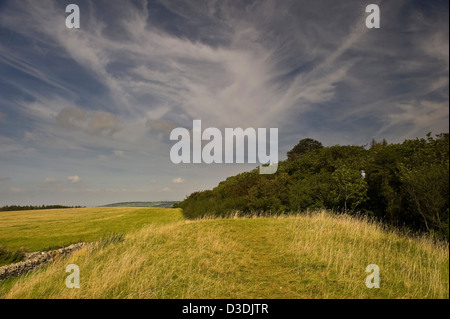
(422, 32), (449, 72)
(56, 107), (120, 136)
(379, 100), (449, 139)
(1, 0), (349, 131)
(172, 178), (185, 184)
(162, 187), (171, 192)
(10, 187), (24, 193)
(44, 177), (58, 184)
(68, 175), (81, 183)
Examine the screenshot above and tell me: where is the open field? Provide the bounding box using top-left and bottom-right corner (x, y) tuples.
(0, 208), (448, 299)
(0, 207), (182, 252)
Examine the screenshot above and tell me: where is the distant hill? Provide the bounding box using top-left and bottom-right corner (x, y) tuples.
(101, 201), (179, 208)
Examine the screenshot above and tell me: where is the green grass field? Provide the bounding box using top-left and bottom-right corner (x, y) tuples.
(0, 208), (448, 298)
(0, 207), (182, 252)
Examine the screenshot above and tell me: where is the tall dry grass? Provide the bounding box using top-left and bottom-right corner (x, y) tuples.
(1, 211), (448, 299)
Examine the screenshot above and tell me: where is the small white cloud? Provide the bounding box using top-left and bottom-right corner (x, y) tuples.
(10, 187), (24, 193)
(172, 178), (185, 184)
(89, 111), (121, 135)
(56, 107), (120, 136)
(56, 107), (87, 129)
(162, 187), (171, 192)
(68, 175), (81, 183)
(44, 177), (58, 184)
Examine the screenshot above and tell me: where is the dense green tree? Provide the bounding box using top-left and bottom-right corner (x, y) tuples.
(286, 138), (323, 161)
(331, 166), (368, 214)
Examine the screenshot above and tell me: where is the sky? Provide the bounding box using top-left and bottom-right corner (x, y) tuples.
(0, 0), (448, 206)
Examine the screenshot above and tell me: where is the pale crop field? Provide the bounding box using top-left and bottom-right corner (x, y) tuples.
(0, 209), (448, 299)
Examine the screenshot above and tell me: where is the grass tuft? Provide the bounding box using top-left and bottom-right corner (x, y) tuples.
(96, 232), (125, 250)
(0, 246), (28, 267)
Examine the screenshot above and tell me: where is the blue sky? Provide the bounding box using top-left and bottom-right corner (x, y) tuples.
(0, 0), (448, 206)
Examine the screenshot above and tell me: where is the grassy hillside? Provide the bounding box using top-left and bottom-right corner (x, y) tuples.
(0, 209), (448, 299)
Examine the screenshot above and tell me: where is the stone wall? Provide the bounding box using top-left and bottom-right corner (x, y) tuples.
(0, 243), (86, 281)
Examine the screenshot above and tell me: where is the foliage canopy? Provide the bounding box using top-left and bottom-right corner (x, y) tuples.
(179, 134), (449, 240)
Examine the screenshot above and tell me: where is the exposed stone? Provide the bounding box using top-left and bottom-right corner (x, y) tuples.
(0, 243), (86, 281)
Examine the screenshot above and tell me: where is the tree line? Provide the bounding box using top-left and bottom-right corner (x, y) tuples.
(178, 133), (449, 240)
(0, 205), (84, 211)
